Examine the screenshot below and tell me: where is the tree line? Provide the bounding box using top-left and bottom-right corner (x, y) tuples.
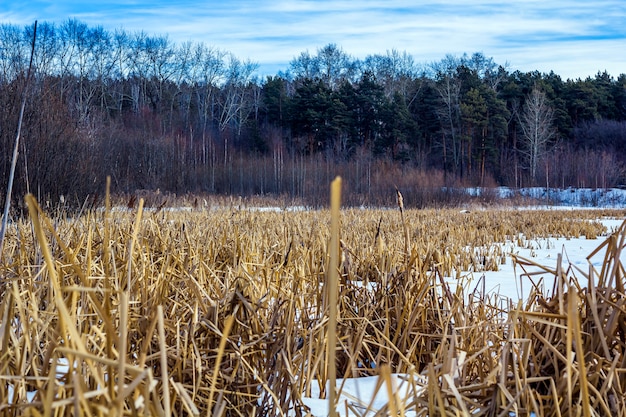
(1, 20), (625, 207)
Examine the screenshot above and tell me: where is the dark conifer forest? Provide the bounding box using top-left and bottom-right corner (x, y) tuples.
(1, 20), (625, 207)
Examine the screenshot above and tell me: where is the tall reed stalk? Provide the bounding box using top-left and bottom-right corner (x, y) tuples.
(0, 21), (37, 259)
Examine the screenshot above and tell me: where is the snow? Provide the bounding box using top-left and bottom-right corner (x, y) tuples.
(474, 186), (626, 207)
(458, 217), (624, 303)
(302, 374), (424, 416)
(298, 214), (625, 416)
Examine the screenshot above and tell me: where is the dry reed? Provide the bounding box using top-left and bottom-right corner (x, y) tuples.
(0, 193), (624, 416)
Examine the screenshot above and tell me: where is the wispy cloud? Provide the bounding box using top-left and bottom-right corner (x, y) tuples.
(1, 0), (624, 79)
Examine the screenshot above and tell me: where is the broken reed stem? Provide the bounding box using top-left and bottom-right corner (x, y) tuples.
(158, 305), (171, 417)
(328, 176), (341, 417)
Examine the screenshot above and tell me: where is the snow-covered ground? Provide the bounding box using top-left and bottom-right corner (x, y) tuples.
(471, 186), (626, 208)
(302, 373), (424, 417)
(477, 217), (624, 303)
(300, 214), (626, 416)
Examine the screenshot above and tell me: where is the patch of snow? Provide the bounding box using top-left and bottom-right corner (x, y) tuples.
(6, 383), (37, 404)
(301, 373), (424, 416)
(243, 205), (310, 212)
(484, 187), (626, 207)
(453, 217), (625, 303)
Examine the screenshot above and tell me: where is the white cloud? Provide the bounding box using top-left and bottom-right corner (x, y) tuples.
(1, 0), (624, 79)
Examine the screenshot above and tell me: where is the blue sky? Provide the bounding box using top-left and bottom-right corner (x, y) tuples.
(1, 0), (625, 80)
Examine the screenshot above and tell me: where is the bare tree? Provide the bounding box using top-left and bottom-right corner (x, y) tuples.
(0, 23), (29, 82)
(434, 71), (462, 174)
(316, 43), (356, 89)
(289, 50), (317, 80)
(362, 49), (421, 102)
(518, 85), (555, 184)
(29, 21), (58, 77)
(191, 44), (225, 175)
(89, 26), (115, 112)
(289, 43), (356, 89)
(218, 55), (257, 133)
(110, 29), (131, 113)
(466, 52), (508, 91)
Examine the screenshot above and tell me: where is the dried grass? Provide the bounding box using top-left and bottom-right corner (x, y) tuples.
(0, 188), (625, 416)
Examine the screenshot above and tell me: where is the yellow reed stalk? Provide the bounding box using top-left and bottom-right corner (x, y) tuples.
(327, 176), (341, 417)
(125, 197), (144, 291)
(381, 364), (403, 417)
(114, 291), (128, 416)
(71, 369), (91, 417)
(395, 187), (411, 260)
(207, 314), (235, 414)
(0, 292), (12, 369)
(171, 380), (200, 416)
(25, 194), (106, 389)
(157, 304), (171, 417)
(103, 176), (115, 403)
(569, 287), (591, 417)
(427, 363), (447, 416)
(586, 262), (612, 360)
(25, 194), (60, 292)
(44, 358), (57, 416)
